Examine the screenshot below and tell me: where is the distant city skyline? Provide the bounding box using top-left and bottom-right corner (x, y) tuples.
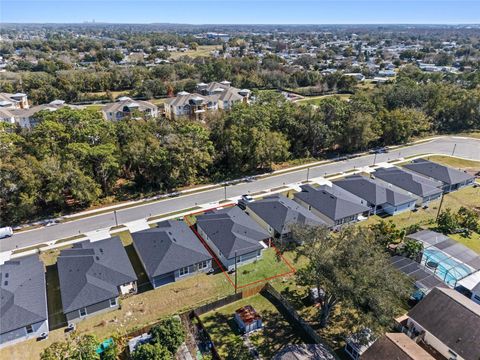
(1, 1), (480, 24)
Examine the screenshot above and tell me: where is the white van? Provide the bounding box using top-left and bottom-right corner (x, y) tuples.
(0, 227), (13, 239)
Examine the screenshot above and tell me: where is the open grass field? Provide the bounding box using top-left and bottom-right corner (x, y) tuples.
(200, 293), (311, 359)
(296, 93), (351, 106)
(169, 45), (220, 60)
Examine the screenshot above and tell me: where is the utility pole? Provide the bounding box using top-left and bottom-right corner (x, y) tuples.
(306, 167), (310, 182)
(224, 185), (227, 200)
(234, 251), (238, 294)
(452, 143), (457, 156)
(373, 153), (377, 165)
(114, 210), (118, 226)
(436, 193), (445, 223)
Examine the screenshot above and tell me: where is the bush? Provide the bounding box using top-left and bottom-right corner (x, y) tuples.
(149, 316), (185, 354)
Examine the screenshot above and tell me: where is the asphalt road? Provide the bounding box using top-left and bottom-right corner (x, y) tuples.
(2, 136), (479, 252)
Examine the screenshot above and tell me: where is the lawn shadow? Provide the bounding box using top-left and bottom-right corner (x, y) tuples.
(124, 244), (152, 293)
(45, 264), (67, 330)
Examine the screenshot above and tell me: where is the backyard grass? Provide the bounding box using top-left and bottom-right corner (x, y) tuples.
(169, 45), (219, 60)
(200, 293), (311, 359)
(235, 248), (295, 288)
(449, 232), (480, 254)
(363, 185), (480, 230)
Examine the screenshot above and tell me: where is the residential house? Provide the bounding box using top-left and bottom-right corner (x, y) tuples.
(403, 159), (475, 193)
(234, 305), (262, 334)
(0, 255), (48, 348)
(57, 237), (137, 324)
(245, 194), (327, 243)
(373, 167), (443, 205)
(0, 108), (15, 124)
(132, 220), (212, 288)
(196, 206), (270, 271)
(334, 175), (416, 215)
(164, 81), (250, 120)
(293, 184), (371, 228)
(0, 92), (29, 110)
(101, 97), (158, 121)
(457, 272), (480, 305)
(360, 333), (435, 360)
(402, 287), (480, 360)
(10, 100), (83, 128)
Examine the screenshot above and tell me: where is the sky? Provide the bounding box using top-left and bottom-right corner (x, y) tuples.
(1, 0), (480, 24)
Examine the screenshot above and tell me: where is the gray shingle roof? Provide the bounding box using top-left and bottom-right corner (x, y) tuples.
(196, 206), (269, 259)
(247, 194), (327, 234)
(403, 159), (474, 185)
(0, 255), (48, 334)
(373, 167), (443, 198)
(101, 98), (157, 114)
(132, 220), (211, 278)
(334, 175), (415, 207)
(407, 287), (480, 360)
(294, 184), (370, 222)
(57, 237), (137, 314)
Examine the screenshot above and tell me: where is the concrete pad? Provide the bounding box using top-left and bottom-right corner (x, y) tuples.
(375, 161), (395, 168)
(85, 228), (112, 242)
(125, 219), (150, 233)
(0, 251), (12, 265)
(310, 177), (333, 186)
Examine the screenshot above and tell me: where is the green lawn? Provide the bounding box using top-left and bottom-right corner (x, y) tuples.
(449, 232), (480, 254)
(200, 293), (311, 359)
(169, 45), (219, 60)
(235, 248), (295, 288)
(363, 185), (480, 229)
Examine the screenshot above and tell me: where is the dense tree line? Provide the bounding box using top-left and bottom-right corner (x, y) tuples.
(1, 80), (479, 224)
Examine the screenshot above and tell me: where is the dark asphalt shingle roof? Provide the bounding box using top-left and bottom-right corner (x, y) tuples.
(57, 237), (137, 314)
(294, 184), (370, 222)
(373, 167), (443, 198)
(404, 159), (474, 185)
(0, 255), (48, 334)
(132, 220), (211, 278)
(334, 175), (415, 207)
(361, 333), (435, 360)
(407, 287), (480, 360)
(247, 194), (327, 234)
(196, 206), (269, 259)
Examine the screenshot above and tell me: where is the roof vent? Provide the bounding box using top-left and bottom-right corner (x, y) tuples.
(95, 256), (100, 261)
(5, 273), (8, 278)
(4, 281), (8, 286)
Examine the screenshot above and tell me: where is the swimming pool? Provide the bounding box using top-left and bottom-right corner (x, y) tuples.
(422, 248), (473, 286)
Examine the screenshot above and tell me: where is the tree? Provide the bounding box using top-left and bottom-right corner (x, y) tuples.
(437, 208), (460, 234)
(370, 220), (406, 248)
(132, 343), (172, 360)
(294, 226), (410, 332)
(401, 239), (424, 259)
(40, 342), (72, 360)
(149, 317), (185, 354)
(457, 206), (479, 234)
(40, 334), (100, 360)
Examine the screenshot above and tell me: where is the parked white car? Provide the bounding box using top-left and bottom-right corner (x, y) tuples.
(0, 226), (13, 239)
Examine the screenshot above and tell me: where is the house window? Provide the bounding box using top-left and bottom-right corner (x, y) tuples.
(110, 298), (117, 307)
(198, 260), (208, 270)
(473, 294), (480, 301)
(79, 307), (87, 317)
(179, 266), (189, 277)
(26, 325), (33, 334)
